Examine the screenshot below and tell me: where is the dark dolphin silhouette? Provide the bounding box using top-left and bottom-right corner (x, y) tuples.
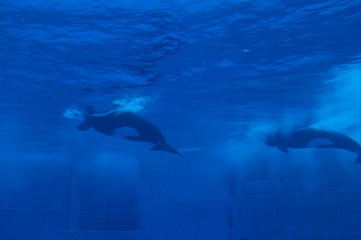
(77, 107), (183, 157)
(265, 128), (361, 163)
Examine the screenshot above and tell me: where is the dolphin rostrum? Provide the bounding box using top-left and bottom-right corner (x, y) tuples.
(265, 128), (361, 163)
(77, 107), (183, 157)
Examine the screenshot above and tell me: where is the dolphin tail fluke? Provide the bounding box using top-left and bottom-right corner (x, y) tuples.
(356, 153), (361, 164)
(150, 143), (183, 158)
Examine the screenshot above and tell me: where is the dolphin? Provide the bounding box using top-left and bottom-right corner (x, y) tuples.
(265, 128), (361, 163)
(76, 107), (183, 157)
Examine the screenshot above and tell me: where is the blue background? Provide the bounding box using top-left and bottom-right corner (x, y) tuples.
(1, 0), (361, 239)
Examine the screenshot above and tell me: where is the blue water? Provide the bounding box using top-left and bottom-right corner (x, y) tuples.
(1, 0), (361, 239)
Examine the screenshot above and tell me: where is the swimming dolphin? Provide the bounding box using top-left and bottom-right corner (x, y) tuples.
(265, 128), (361, 163)
(76, 107), (183, 157)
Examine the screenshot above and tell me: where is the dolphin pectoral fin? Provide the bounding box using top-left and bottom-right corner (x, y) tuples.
(150, 143), (183, 158)
(125, 136), (147, 142)
(277, 145), (289, 153)
(77, 121), (91, 131)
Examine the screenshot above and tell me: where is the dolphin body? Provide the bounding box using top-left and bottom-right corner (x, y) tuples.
(265, 128), (361, 163)
(77, 108), (183, 157)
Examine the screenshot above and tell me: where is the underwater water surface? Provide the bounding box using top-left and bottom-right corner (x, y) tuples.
(1, 0), (361, 239)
